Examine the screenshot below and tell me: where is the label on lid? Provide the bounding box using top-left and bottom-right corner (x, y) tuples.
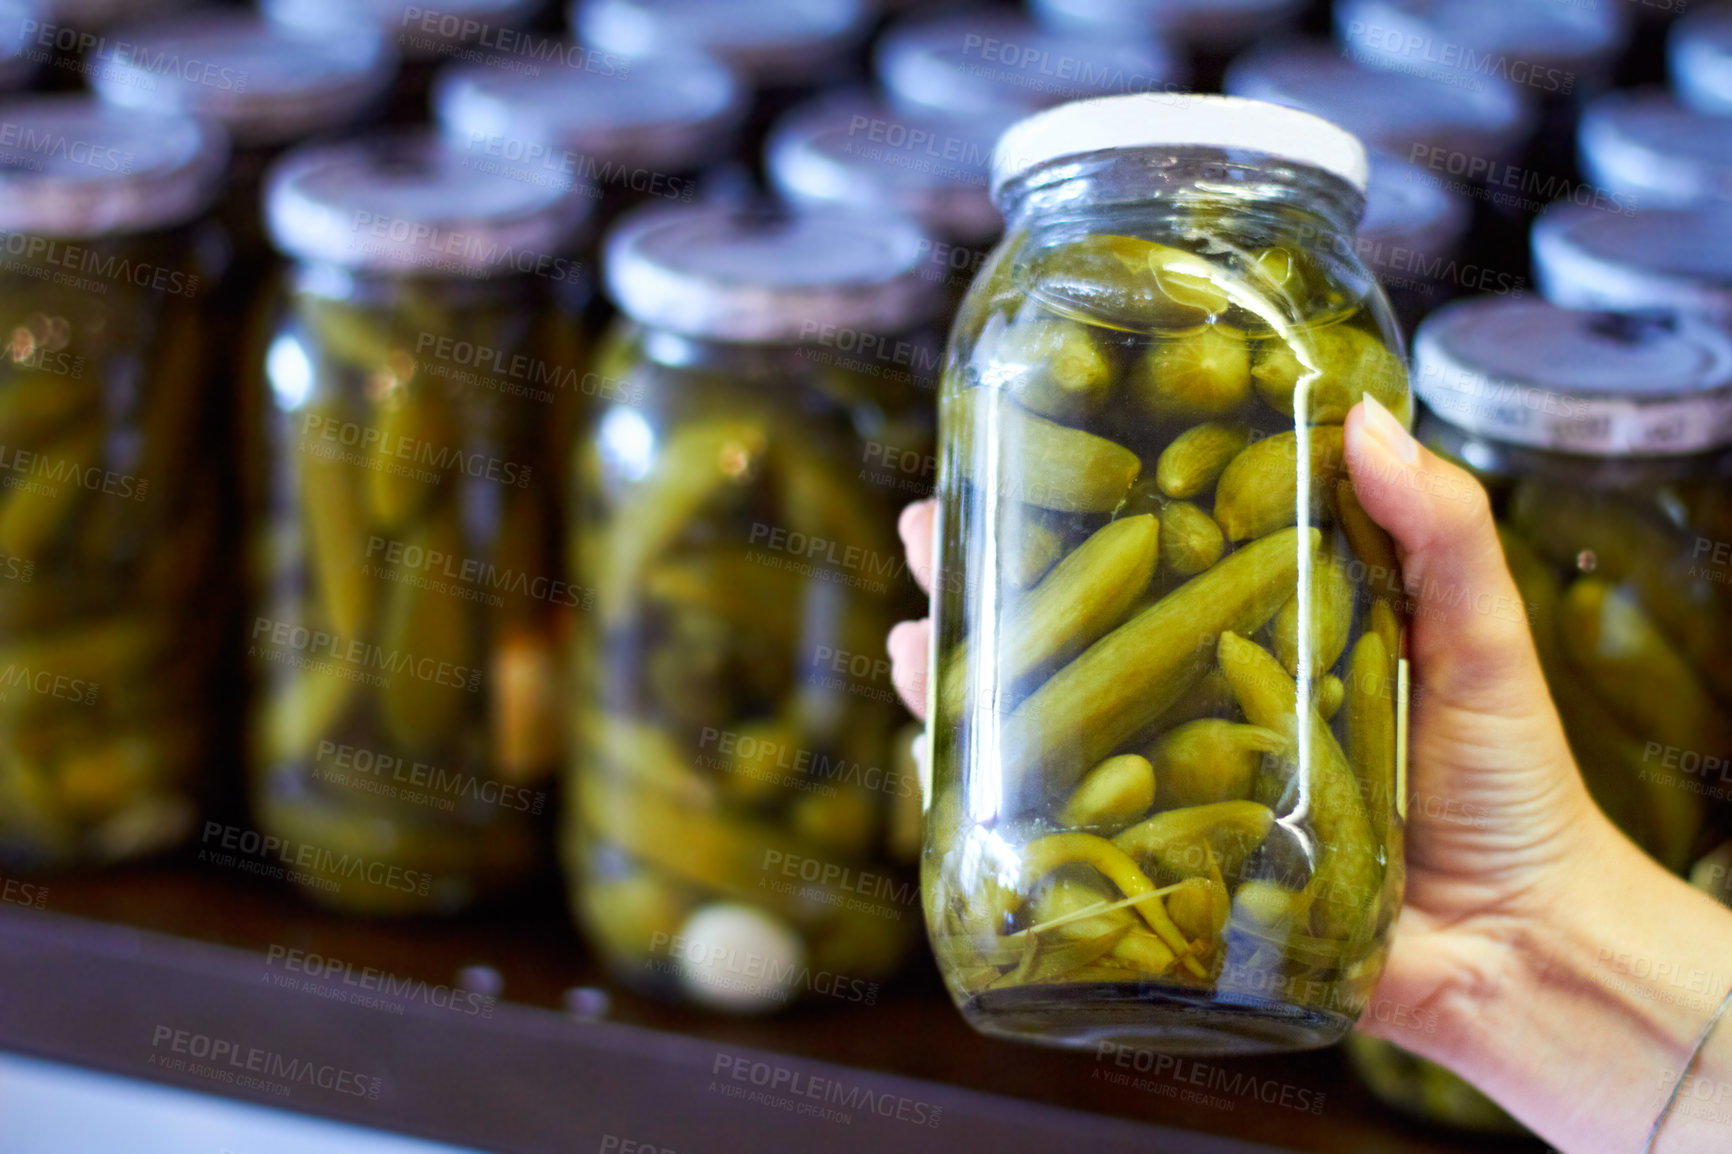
(1413, 297), (1732, 456)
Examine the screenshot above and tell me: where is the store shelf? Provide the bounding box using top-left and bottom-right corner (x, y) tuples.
(0, 865), (1543, 1153)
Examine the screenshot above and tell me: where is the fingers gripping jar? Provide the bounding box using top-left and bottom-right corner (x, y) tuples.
(926, 95), (1411, 1053)
(567, 207), (942, 1013)
(0, 98), (228, 868)
(255, 135), (593, 914)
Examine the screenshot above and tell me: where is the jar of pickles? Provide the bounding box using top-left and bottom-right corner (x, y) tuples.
(253, 133), (593, 914)
(1348, 297), (1732, 1131)
(927, 94), (1410, 1053)
(0, 98), (228, 868)
(567, 206), (942, 1012)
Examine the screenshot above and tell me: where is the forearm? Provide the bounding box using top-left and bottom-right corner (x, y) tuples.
(1420, 820), (1732, 1153)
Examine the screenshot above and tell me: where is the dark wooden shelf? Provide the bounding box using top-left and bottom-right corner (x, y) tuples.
(0, 863), (1543, 1154)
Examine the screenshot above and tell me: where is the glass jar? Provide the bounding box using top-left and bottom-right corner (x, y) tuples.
(1351, 297), (1732, 1132)
(1532, 204), (1732, 328)
(1673, 4), (1732, 117)
(1030, 0), (1303, 89)
(90, 11), (396, 272)
(874, 12), (1182, 129)
(1578, 89), (1732, 210)
(927, 94), (1410, 1053)
(253, 133), (593, 914)
(0, 97), (228, 868)
(433, 50), (746, 237)
(0, 0), (40, 92)
(567, 206), (942, 1013)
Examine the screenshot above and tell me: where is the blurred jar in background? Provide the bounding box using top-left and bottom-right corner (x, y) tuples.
(0, 0), (40, 92)
(253, 134), (592, 914)
(433, 49), (746, 241)
(1029, 0), (1302, 89)
(1532, 203), (1732, 329)
(567, 206), (940, 1013)
(262, 0), (542, 123)
(572, 0), (871, 158)
(1577, 89), (1732, 211)
(1672, 3), (1732, 116)
(12, 0), (199, 90)
(767, 93), (1001, 311)
(1350, 298), (1732, 1134)
(1357, 150), (1472, 329)
(0, 98), (228, 868)
(875, 11), (1182, 130)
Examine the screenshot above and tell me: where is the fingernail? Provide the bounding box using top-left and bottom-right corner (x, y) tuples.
(1361, 393), (1419, 464)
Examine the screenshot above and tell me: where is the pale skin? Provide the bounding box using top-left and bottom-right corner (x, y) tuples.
(886, 397), (1732, 1154)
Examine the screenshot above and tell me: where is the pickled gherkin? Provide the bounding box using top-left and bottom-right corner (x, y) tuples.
(250, 135), (591, 913)
(0, 100), (229, 869)
(925, 96), (1409, 1054)
(566, 207), (941, 1012)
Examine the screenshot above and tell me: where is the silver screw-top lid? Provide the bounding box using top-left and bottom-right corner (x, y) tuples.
(574, 0), (869, 87)
(1225, 40), (1535, 166)
(1361, 149), (1470, 270)
(1578, 90), (1732, 211)
(263, 0), (540, 62)
(265, 132), (595, 277)
(605, 205), (941, 342)
(89, 13), (395, 149)
(1336, 0), (1628, 81)
(1030, 0), (1306, 50)
(40, 0), (194, 32)
(1672, 4), (1732, 116)
(766, 95), (1000, 245)
(1532, 203), (1732, 329)
(0, 96), (226, 237)
(1413, 297), (1732, 456)
(876, 13), (1180, 125)
(0, 0), (40, 92)
(434, 51), (745, 179)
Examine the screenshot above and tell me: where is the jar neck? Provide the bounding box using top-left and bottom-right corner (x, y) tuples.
(997, 149), (1365, 251)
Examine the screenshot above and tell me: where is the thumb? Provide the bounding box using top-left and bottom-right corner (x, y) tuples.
(1342, 396), (1551, 721)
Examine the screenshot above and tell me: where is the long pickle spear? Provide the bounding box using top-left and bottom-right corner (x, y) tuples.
(1218, 631), (1382, 942)
(1114, 800), (1274, 881)
(378, 507), (475, 752)
(1343, 633), (1397, 826)
(997, 527), (1312, 802)
(940, 514), (1159, 718)
(298, 435), (375, 640)
(1013, 832), (1198, 966)
(948, 387), (1140, 514)
(1271, 548), (1356, 678)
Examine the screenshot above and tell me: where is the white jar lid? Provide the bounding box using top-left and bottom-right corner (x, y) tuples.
(1225, 40), (1534, 166)
(265, 131), (593, 276)
(1413, 297), (1732, 456)
(434, 51), (745, 177)
(262, 0), (540, 61)
(767, 95), (1001, 244)
(1672, 4), (1732, 116)
(1362, 149), (1470, 265)
(1336, 0), (1628, 79)
(1532, 204), (1732, 329)
(1030, 0), (1306, 50)
(0, 95), (226, 237)
(605, 204), (940, 342)
(1578, 90), (1732, 210)
(991, 93), (1368, 202)
(90, 12), (395, 148)
(41, 0), (194, 32)
(574, 0), (868, 86)
(875, 12), (1181, 123)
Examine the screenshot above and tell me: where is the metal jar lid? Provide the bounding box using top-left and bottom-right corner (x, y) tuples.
(0, 95), (226, 237)
(1578, 90), (1732, 210)
(1413, 297), (1732, 456)
(1361, 149), (1471, 270)
(1532, 204), (1732, 329)
(1029, 0), (1306, 51)
(262, 0), (540, 62)
(1673, 3), (1732, 116)
(766, 95), (1001, 245)
(0, 0), (40, 92)
(39, 0), (195, 32)
(433, 51), (745, 179)
(573, 0), (868, 87)
(875, 12), (1181, 124)
(1336, 0), (1628, 83)
(89, 12), (395, 149)
(264, 131), (594, 277)
(605, 205), (941, 342)
(1225, 39), (1534, 166)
